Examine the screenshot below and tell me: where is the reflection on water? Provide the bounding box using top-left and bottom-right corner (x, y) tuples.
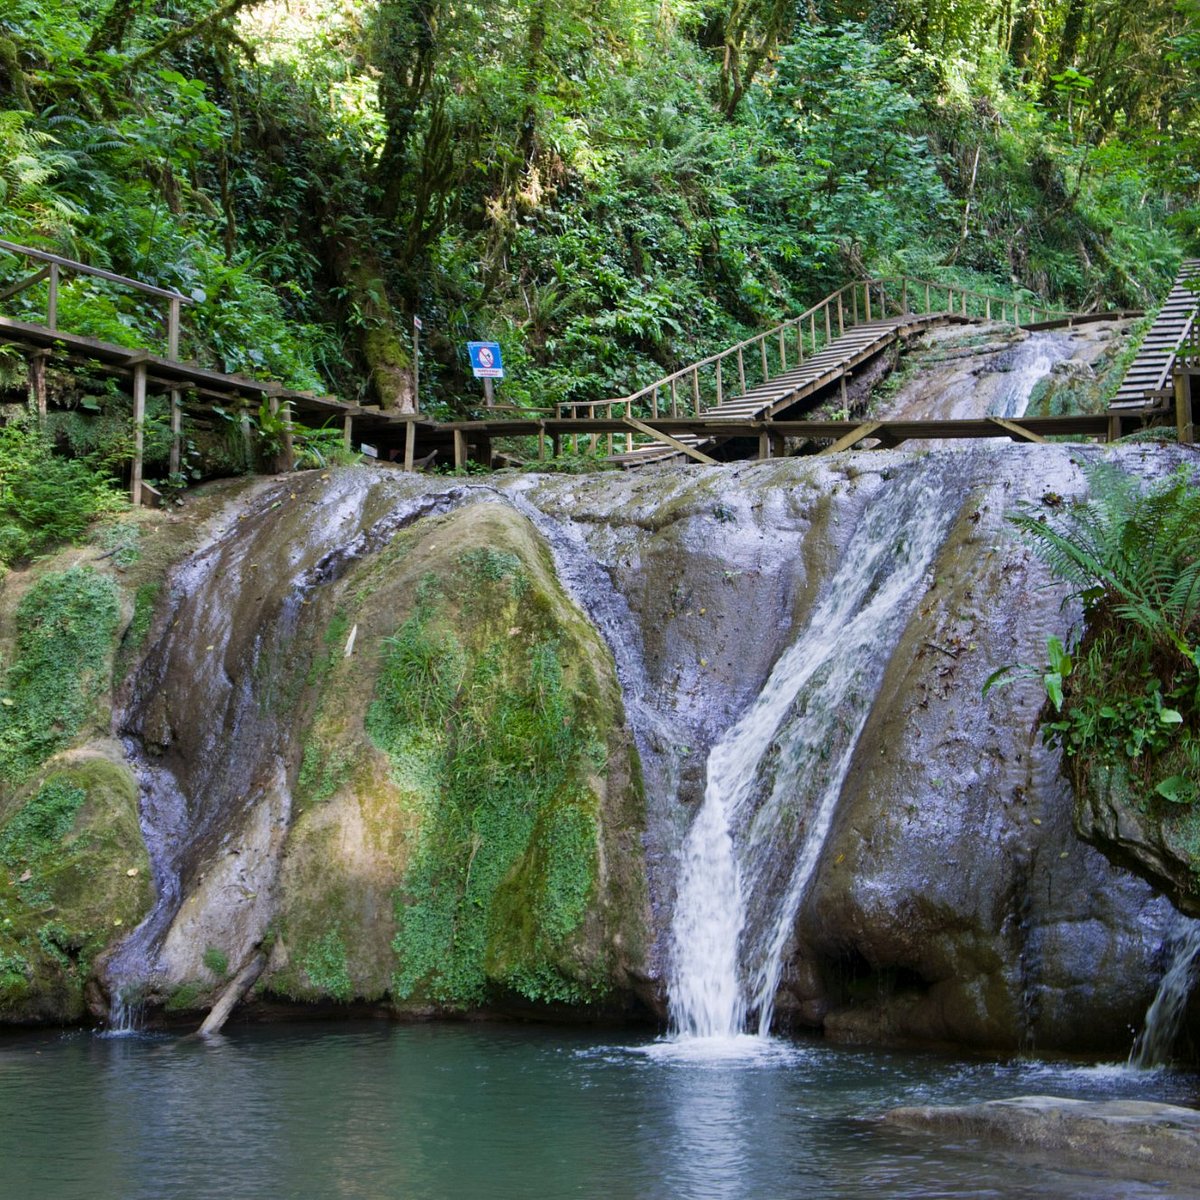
(1, 1023), (1199, 1200)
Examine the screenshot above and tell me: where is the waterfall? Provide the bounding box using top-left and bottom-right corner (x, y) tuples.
(1129, 916), (1200, 1068)
(668, 466), (962, 1041)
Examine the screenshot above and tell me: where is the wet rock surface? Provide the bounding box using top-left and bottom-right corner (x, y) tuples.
(882, 1095), (1200, 1176)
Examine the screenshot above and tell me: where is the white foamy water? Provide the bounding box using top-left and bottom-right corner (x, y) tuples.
(1130, 915), (1200, 1069)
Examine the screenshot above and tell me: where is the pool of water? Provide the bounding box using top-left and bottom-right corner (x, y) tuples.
(2, 1022), (1198, 1199)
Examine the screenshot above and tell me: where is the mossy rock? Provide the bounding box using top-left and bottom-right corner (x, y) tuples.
(1073, 757), (1200, 917)
(0, 748), (152, 1022)
(267, 502), (649, 1012)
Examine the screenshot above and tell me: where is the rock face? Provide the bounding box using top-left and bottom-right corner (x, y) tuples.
(883, 1096), (1200, 1176)
(0, 365), (1192, 1050)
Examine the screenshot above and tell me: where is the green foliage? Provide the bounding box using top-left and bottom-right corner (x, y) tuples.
(202, 946), (229, 977)
(0, 567), (121, 785)
(300, 929), (352, 1001)
(366, 559), (604, 1007)
(1005, 464), (1200, 808)
(0, 421), (126, 566)
(0, 781), (86, 878)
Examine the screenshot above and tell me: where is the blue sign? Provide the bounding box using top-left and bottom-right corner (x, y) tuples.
(467, 341), (504, 379)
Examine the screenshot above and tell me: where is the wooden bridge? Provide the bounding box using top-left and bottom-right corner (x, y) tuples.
(0, 238), (1190, 489)
(552, 278), (1128, 465)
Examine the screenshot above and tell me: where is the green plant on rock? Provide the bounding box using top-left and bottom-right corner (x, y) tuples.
(992, 463), (1200, 811)
(202, 946), (229, 978)
(0, 568), (121, 785)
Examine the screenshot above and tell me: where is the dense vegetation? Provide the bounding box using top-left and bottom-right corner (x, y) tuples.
(0, 0), (1196, 438)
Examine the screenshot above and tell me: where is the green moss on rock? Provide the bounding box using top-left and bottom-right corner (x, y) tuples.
(0, 753), (152, 1022)
(0, 568), (121, 786)
(268, 502), (649, 1013)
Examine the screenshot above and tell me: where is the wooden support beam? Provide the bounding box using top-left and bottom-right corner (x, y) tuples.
(988, 417), (1047, 444)
(453, 428), (467, 469)
(168, 389), (182, 475)
(404, 418), (416, 471)
(1176, 369), (1193, 445)
(343, 413), (353, 450)
(758, 430), (771, 460)
(818, 421), (882, 455)
(1107, 413), (1122, 443)
(623, 417), (718, 465)
(0, 266), (50, 302)
(28, 349), (49, 419)
(271, 395), (295, 472)
(131, 362), (146, 507)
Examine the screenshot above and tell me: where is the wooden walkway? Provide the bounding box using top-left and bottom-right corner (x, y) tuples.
(1110, 260), (1200, 411)
(550, 275), (1128, 467)
(0, 241), (1173, 484)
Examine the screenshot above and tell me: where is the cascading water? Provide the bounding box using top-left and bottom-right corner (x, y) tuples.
(669, 465), (963, 1041)
(1129, 915), (1200, 1068)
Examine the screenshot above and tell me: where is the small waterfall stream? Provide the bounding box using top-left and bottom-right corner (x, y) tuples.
(1129, 916), (1200, 1068)
(669, 465), (963, 1041)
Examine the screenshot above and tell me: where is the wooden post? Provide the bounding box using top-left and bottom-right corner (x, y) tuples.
(28, 350), (48, 419)
(47, 262), (59, 331)
(453, 429), (467, 468)
(759, 338), (768, 382)
(404, 416), (416, 471)
(758, 429), (771, 460)
(778, 328), (787, 373)
(167, 296), (181, 359)
(924, 282), (931, 313)
(737, 347), (746, 393)
(840, 375), (848, 410)
(824, 303), (832, 342)
(270, 395), (295, 472)
(343, 412), (353, 450)
(552, 432), (561, 457)
(796, 322), (804, 364)
(652, 386), (660, 419)
(670, 377), (679, 417)
(865, 285), (872, 321)
(962, 291), (969, 316)
(853, 287), (859, 324)
(538, 426), (546, 461)
(986, 297), (992, 321)
(131, 361), (146, 507)
(691, 368), (701, 415)
(412, 315), (421, 414)
(1175, 369), (1193, 444)
(901, 278), (908, 312)
(715, 360), (723, 407)
(880, 282), (887, 315)
(837, 294), (844, 335)
(810, 311), (817, 349)
(1107, 413), (1121, 443)
(607, 402), (614, 456)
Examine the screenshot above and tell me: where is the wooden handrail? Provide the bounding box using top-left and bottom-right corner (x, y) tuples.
(0, 237), (195, 361)
(0, 238), (194, 304)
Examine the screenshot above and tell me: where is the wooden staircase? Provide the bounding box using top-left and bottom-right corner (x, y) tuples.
(1109, 260), (1200, 413)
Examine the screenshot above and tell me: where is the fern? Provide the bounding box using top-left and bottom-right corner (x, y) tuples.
(1009, 464), (1200, 663)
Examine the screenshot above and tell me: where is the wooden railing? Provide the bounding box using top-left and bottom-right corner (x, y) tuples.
(0, 238), (194, 358)
(555, 276), (1077, 457)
